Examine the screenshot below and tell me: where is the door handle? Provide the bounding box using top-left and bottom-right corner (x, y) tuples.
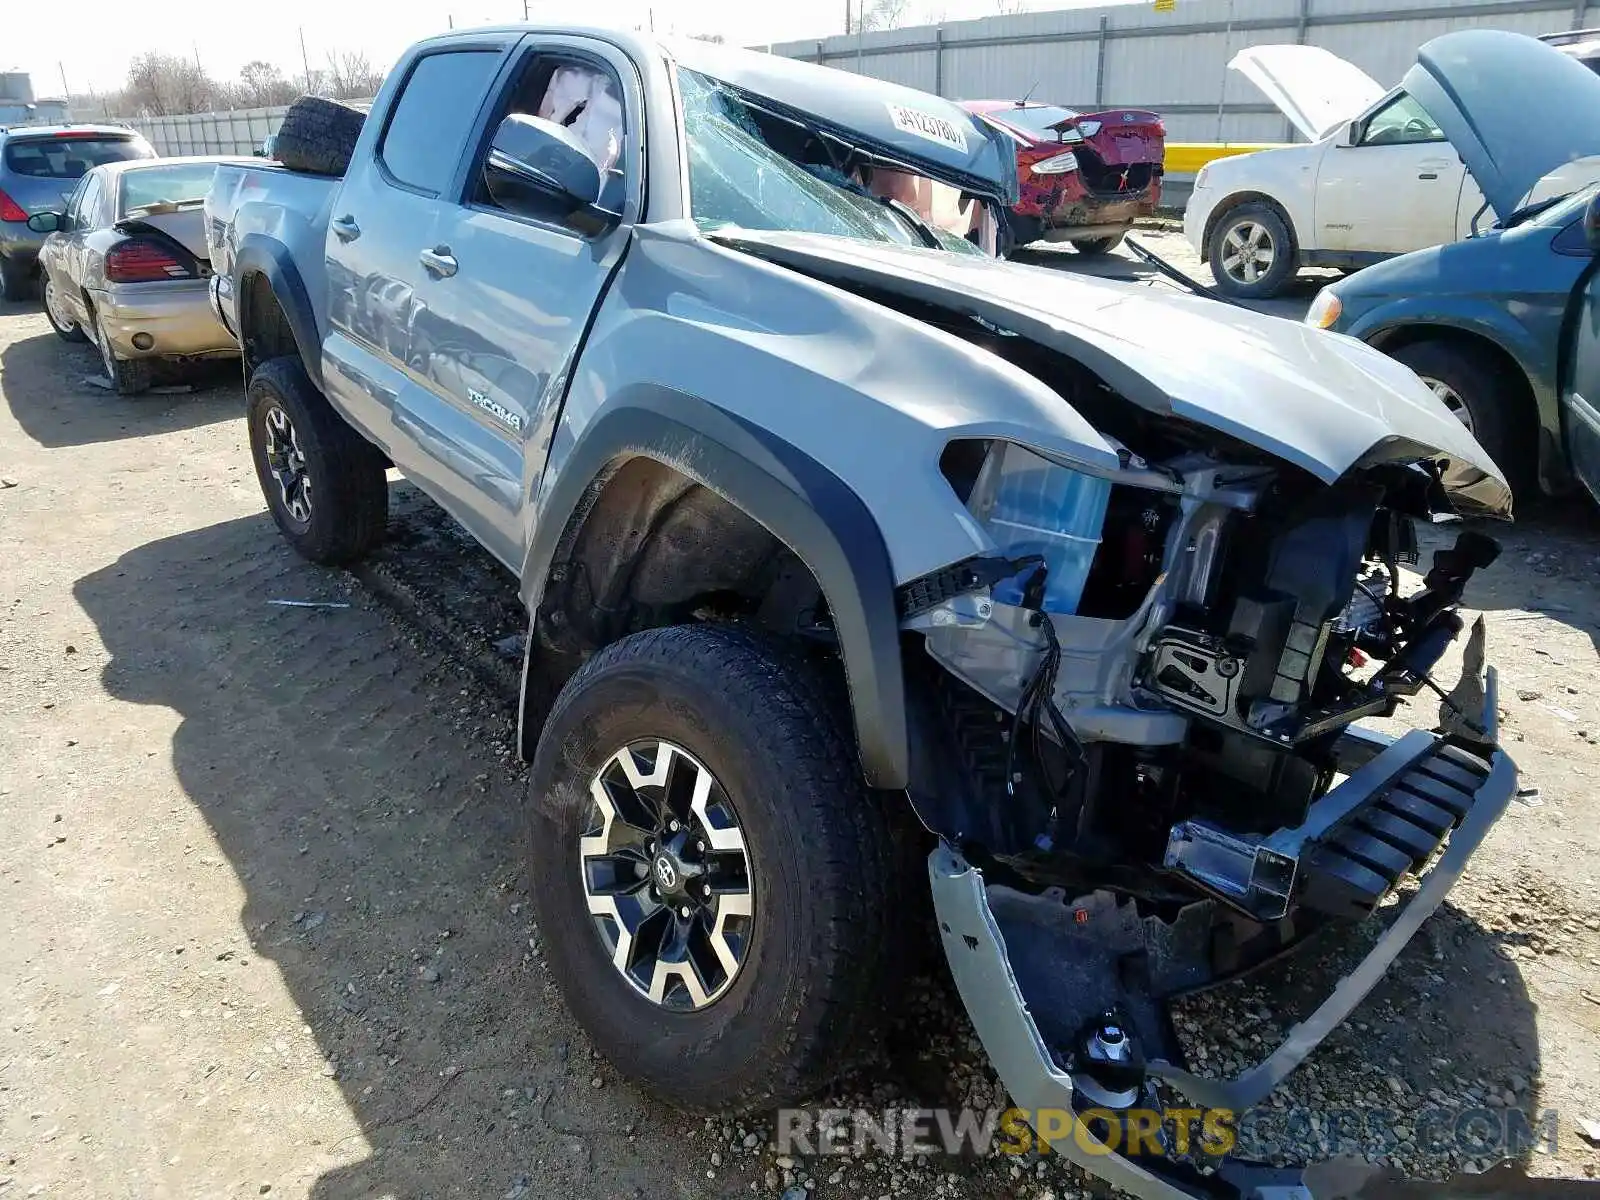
(1418, 172), (1438, 180)
(420, 246), (458, 278)
(331, 214), (361, 242)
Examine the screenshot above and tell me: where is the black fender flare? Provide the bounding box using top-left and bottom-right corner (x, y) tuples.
(231, 234), (323, 390)
(519, 386), (909, 790)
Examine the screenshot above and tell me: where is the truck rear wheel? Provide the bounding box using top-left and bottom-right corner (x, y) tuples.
(525, 624), (898, 1111)
(247, 357), (388, 564)
(273, 95), (366, 177)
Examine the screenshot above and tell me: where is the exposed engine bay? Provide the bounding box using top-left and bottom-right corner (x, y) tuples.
(898, 325), (1504, 923)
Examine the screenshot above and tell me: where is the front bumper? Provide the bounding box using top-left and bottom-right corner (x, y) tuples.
(931, 718), (1516, 1199)
(93, 281), (236, 360)
(1181, 188), (1211, 256)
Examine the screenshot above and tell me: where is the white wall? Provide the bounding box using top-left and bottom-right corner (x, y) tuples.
(771, 0), (1584, 144)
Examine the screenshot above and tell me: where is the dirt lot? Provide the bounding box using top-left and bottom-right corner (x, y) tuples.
(1, 242), (1599, 1200)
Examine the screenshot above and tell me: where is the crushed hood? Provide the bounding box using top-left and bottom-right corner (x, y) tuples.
(1229, 45), (1384, 141)
(1404, 29), (1600, 222)
(715, 229), (1511, 517)
(664, 37), (1018, 206)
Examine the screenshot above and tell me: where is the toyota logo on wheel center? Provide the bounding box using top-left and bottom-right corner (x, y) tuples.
(654, 855), (678, 891)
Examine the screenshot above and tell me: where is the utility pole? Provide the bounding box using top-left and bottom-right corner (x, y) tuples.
(523, 0), (529, 18)
(844, 0), (851, 35)
(300, 27), (313, 93)
(58, 62), (70, 99)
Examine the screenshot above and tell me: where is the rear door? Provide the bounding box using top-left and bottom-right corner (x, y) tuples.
(402, 35), (641, 568)
(320, 39), (513, 477)
(1315, 90), (1464, 255)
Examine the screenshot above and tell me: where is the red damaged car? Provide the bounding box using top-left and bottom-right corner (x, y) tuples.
(961, 100), (1164, 255)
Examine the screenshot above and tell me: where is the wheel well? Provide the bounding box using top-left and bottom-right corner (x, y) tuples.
(238, 271), (299, 377)
(523, 456), (835, 749)
(1202, 191), (1297, 257)
(1370, 323), (1539, 456)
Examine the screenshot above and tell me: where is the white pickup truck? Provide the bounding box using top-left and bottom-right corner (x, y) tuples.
(1185, 37), (1600, 298)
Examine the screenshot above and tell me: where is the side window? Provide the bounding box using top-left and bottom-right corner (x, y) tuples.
(380, 50), (503, 194)
(471, 55), (628, 227)
(77, 176), (104, 229)
(64, 176), (91, 228)
(1359, 92), (1444, 147)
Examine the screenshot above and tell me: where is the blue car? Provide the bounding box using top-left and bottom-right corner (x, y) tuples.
(0, 124), (155, 300)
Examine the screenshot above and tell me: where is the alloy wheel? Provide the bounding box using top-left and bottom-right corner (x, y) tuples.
(579, 739), (754, 1011)
(263, 403), (313, 525)
(1220, 220), (1276, 285)
(1418, 375), (1476, 436)
(44, 277), (75, 334)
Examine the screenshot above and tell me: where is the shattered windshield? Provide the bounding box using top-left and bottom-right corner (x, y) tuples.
(678, 69), (984, 254)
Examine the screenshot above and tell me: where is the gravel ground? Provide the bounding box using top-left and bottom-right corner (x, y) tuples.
(2, 241), (1598, 1200)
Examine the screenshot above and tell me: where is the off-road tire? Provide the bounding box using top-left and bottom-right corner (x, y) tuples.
(525, 623), (899, 1112)
(1207, 201), (1297, 300)
(247, 356), (387, 563)
(93, 307), (151, 395)
(42, 274), (87, 342)
(273, 95), (366, 177)
(1390, 338), (1533, 498)
(1071, 233), (1125, 257)
(0, 253), (33, 302)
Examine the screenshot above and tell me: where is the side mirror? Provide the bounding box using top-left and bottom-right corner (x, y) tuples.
(484, 113), (606, 222)
(1335, 120), (1360, 148)
(26, 211), (61, 234)
(1585, 192), (1600, 254)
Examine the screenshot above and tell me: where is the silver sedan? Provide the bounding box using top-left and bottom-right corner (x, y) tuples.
(31, 156), (254, 394)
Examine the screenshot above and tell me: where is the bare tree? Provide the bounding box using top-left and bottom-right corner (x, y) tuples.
(322, 49), (384, 101)
(236, 60), (298, 108)
(993, 0), (1028, 13)
(859, 0), (910, 31)
(125, 52), (219, 116)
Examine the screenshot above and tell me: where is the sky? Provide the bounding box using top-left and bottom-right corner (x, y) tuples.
(8, 0), (1118, 99)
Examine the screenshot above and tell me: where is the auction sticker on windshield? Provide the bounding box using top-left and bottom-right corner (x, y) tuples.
(887, 104), (968, 153)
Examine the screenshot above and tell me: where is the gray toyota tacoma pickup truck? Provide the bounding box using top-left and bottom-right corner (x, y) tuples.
(206, 27), (1518, 1200)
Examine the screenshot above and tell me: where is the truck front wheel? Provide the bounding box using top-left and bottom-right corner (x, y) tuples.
(525, 623), (898, 1111)
(247, 357), (388, 564)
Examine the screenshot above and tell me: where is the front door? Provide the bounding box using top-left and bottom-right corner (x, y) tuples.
(321, 41), (512, 474)
(406, 36), (640, 569)
(1315, 90), (1464, 256)
(40, 174), (93, 326)
(1560, 247), (1600, 504)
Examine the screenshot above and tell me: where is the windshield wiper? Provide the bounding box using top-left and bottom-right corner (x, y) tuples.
(880, 196), (941, 249)
(1501, 193), (1570, 229)
(1123, 236), (1244, 306)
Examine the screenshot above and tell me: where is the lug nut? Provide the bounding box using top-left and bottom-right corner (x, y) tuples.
(679, 906), (691, 919)
(669, 820), (681, 832)
(696, 840), (706, 852)
(702, 884), (712, 898)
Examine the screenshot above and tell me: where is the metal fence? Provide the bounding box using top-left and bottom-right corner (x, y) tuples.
(770, 0), (1588, 144)
(128, 105), (290, 156)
